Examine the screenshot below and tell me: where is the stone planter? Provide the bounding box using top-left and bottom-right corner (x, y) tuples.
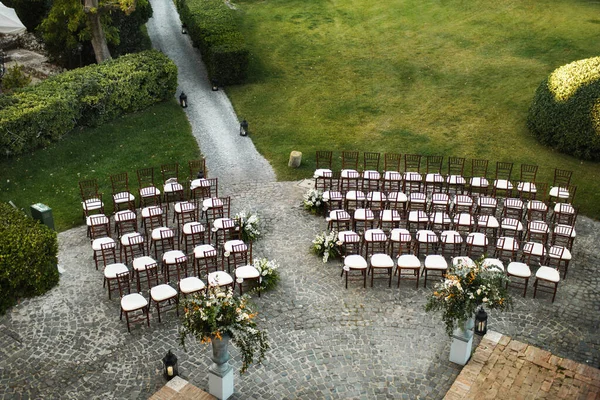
(449, 317), (474, 366)
(208, 335), (234, 400)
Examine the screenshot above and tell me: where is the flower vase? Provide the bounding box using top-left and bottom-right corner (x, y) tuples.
(208, 335), (234, 400)
(449, 317), (474, 366)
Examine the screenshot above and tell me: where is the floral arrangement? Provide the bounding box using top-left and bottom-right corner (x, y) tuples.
(234, 210), (261, 242)
(425, 257), (513, 336)
(253, 257), (280, 292)
(311, 230), (342, 263)
(179, 286), (269, 373)
(303, 188), (325, 215)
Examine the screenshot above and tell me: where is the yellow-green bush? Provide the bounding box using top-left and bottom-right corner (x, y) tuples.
(0, 50), (178, 156)
(528, 57), (600, 160)
(0, 203), (58, 315)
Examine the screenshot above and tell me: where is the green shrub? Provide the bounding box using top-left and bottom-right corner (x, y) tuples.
(176, 0), (249, 84)
(1, 64), (32, 92)
(0, 202), (59, 315)
(0, 50), (178, 156)
(528, 57), (600, 160)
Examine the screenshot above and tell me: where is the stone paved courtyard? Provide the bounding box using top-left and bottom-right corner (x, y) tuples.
(1, 180), (599, 399)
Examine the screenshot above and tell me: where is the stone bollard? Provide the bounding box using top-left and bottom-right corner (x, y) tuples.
(288, 151), (302, 168)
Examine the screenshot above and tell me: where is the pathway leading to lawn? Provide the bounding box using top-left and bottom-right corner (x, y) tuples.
(146, 0), (275, 187)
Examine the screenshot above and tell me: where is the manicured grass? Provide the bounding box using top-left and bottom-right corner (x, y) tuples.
(228, 0), (600, 218)
(0, 101), (201, 231)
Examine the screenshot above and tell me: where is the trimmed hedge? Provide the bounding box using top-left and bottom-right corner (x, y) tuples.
(176, 0), (249, 85)
(0, 50), (178, 156)
(0, 203), (59, 315)
(528, 57), (600, 161)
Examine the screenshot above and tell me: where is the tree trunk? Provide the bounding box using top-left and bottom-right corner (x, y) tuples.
(84, 0), (112, 63)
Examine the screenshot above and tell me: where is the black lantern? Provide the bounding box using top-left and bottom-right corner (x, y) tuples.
(240, 120), (248, 136)
(162, 350), (178, 380)
(182, 24), (187, 34)
(211, 79), (219, 91)
(474, 307), (488, 336)
(179, 92), (188, 108)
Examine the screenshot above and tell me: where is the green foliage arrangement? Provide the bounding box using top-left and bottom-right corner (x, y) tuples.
(1, 64), (32, 92)
(425, 258), (513, 337)
(0, 203), (59, 315)
(176, 0), (248, 84)
(179, 286), (269, 373)
(302, 188), (325, 215)
(233, 210), (261, 242)
(252, 258), (280, 292)
(311, 231), (342, 263)
(0, 50), (177, 156)
(528, 56), (600, 161)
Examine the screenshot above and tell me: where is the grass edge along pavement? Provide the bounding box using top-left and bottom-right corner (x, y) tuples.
(0, 101), (201, 232)
(226, 0), (600, 219)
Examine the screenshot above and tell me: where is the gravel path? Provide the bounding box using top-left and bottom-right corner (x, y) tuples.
(146, 0), (276, 187)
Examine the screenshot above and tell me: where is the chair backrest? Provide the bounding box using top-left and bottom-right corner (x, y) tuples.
(198, 249), (219, 275)
(371, 232), (387, 243)
(180, 201), (196, 214)
(502, 218), (519, 234)
(126, 234), (145, 259)
(425, 155), (443, 174)
(222, 218), (236, 229)
(552, 168), (572, 188)
(495, 162), (513, 180)
(404, 154), (421, 172)
(363, 152), (380, 171)
(316, 151), (333, 169)
(159, 228), (175, 244)
(190, 223), (205, 235)
(161, 163), (179, 182)
(79, 179), (99, 199)
(335, 210), (351, 220)
(189, 159), (206, 180)
(146, 262), (162, 288)
(448, 157), (465, 176)
(470, 159), (488, 178)
(552, 224), (574, 246)
(100, 242), (117, 266)
(532, 181), (548, 202)
(384, 153), (401, 171)
(90, 216), (109, 239)
(520, 164), (538, 182)
(208, 177), (219, 198)
(342, 151), (359, 170)
(110, 172), (130, 194)
(426, 232), (438, 243)
(116, 271), (132, 297)
(137, 167), (155, 189)
(146, 207), (164, 229)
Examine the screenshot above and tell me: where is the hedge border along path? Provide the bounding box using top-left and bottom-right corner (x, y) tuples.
(146, 0), (275, 187)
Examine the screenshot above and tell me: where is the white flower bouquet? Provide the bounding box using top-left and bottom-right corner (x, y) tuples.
(234, 210), (261, 242)
(253, 257), (280, 292)
(303, 188), (325, 215)
(311, 230), (342, 263)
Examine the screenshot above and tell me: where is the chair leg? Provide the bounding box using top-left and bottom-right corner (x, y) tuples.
(125, 312), (131, 333)
(363, 270), (366, 288)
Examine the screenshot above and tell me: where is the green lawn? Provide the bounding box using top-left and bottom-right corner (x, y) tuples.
(228, 0), (600, 218)
(0, 101), (200, 231)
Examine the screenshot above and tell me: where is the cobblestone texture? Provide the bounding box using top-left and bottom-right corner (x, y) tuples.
(1, 180), (598, 399)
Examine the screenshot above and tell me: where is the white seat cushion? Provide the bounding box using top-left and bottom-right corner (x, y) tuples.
(554, 224), (576, 238)
(180, 277), (206, 293)
(235, 265), (260, 279)
(425, 255), (448, 270)
(213, 218), (234, 230)
(404, 172), (422, 181)
(501, 218), (523, 231)
(440, 230), (462, 244)
(354, 208), (374, 220)
(387, 192), (408, 203)
(314, 168), (333, 178)
(454, 195), (473, 207)
(151, 227), (174, 240)
(121, 293), (148, 312)
(133, 256), (156, 272)
(142, 206), (162, 218)
(113, 192), (135, 204)
(494, 179), (513, 190)
(338, 230), (360, 243)
(82, 198), (103, 211)
(452, 256), (475, 268)
(408, 210), (428, 223)
(370, 254), (394, 268)
(363, 170), (381, 180)
(164, 182), (183, 193)
(86, 214), (109, 226)
(409, 192), (426, 203)
(554, 203), (575, 214)
(482, 258), (504, 272)
(104, 263), (129, 279)
(416, 230), (438, 243)
(346, 190), (365, 201)
(548, 246), (572, 260)
(523, 242), (546, 257)
(549, 186), (570, 199)
(477, 197), (497, 208)
(151, 284), (178, 302)
(162, 250), (186, 264)
(183, 222), (204, 235)
(224, 240), (246, 253)
(469, 177), (489, 187)
(507, 262), (531, 278)
(323, 191), (343, 202)
(327, 210), (351, 221)
(174, 201), (196, 213)
(397, 254), (421, 268)
(115, 210), (136, 222)
(121, 232), (143, 246)
(340, 169), (358, 178)
(380, 209), (401, 222)
(364, 228), (386, 241)
(447, 175), (466, 185)
(425, 173), (444, 183)
(429, 212), (451, 225)
(208, 271), (234, 286)
(467, 232), (488, 247)
(527, 200), (548, 212)
(536, 266), (560, 283)
(517, 182), (537, 193)
(496, 236), (519, 251)
(140, 186), (161, 197)
(194, 244), (216, 258)
(383, 171), (402, 181)
(367, 192), (386, 202)
(528, 221), (549, 234)
(190, 178), (210, 190)
(453, 213), (474, 226)
(390, 228), (411, 242)
(477, 215), (499, 228)
(92, 237), (115, 251)
(344, 254), (368, 269)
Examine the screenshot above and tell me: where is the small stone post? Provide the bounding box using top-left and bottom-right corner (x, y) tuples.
(288, 151), (302, 168)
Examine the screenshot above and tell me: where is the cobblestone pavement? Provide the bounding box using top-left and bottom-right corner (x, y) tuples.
(1, 180), (598, 399)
